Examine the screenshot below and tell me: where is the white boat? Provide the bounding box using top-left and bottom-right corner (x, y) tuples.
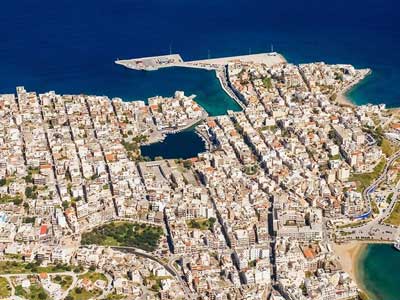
(394, 239), (400, 251)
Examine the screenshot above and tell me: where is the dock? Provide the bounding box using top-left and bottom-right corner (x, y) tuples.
(115, 52), (286, 71)
(115, 54), (184, 71)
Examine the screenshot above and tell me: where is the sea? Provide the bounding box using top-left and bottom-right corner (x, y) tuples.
(1, 0), (399, 297)
(357, 244), (400, 300)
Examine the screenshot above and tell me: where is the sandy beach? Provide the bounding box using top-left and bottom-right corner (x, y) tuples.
(335, 68), (372, 108)
(332, 241), (367, 281)
(336, 92), (356, 107)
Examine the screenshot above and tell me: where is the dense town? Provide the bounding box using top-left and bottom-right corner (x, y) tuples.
(0, 59), (400, 300)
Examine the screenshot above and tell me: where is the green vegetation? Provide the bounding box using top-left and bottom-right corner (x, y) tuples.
(62, 200), (70, 209)
(81, 221), (163, 252)
(0, 277), (11, 298)
(121, 141), (139, 152)
(78, 271), (107, 283)
(362, 126), (384, 146)
(334, 72), (344, 81)
(53, 275), (73, 290)
(249, 260), (257, 268)
(4, 253), (23, 260)
(259, 125), (277, 132)
(15, 283), (49, 300)
(90, 174), (99, 181)
(305, 271), (313, 278)
(386, 192), (394, 204)
(329, 154), (341, 160)
(122, 135), (149, 152)
(121, 136), (149, 161)
(243, 164), (258, 175)
(183, 160), (192, 169)
(381, 138), (399, 157)
(25, 186), (38, 199)
(23, 216), (36, 224)
(262, 77), (273, 90)
(349, 158), (386, 192)
(337, 219), (368, 229)
(0, 194), (23, 205)
(132, 135), (148, 144)
(371, 200), (379, 214)
(73, 265), (84, 274)
(24, 167), (40, 184)
(145, 274), (172, 293)
(186, 218), (216, 231)
(0, 261), (71, 274)
(68, 287), (101, 300)
(384, 202), (400, 226)
(105, 293), (126, 300)
(0, 177), (14, 187)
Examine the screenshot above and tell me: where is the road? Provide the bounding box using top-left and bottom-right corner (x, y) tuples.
(340, 151), (400, 242)
(363, 151), (400, 211)
(109, 246), (196, 300)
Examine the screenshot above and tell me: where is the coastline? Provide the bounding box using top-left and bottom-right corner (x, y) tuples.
(336, 69), (372, 108)
(332, 241), (367, 282)
(332, 242), (376, 299)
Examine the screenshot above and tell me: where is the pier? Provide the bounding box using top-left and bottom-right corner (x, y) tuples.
(115, 52), (286, 71)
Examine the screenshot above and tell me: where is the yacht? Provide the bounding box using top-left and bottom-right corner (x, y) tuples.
(394, 239), (400, 251)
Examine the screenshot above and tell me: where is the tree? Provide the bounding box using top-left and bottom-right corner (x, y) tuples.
(25, 186), (37, 199)
(62, 201), (69, 209)
(13, 197), (23, 205)
(183, 160), (192, 169)
(38, 292), (47, 300)
(0, 179), (6, 186)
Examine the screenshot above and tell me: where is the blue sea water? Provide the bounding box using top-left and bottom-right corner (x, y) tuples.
(357, 244), (400, 300)
(1, 0), (399, 107)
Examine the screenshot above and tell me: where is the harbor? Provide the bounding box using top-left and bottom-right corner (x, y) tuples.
(115, 52), (286, 110)
(115, 52), (286, 71)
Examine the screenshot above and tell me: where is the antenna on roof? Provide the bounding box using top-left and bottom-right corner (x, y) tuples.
(271, 44), (274, 52)
(249, 48), (252, 55)
(208, 49), (210, 59)
(169, 43), (172, 55)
